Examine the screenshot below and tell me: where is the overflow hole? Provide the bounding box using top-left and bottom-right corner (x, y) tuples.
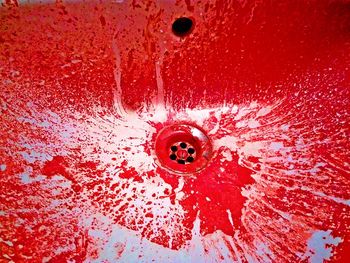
(172, 17), (194, 37)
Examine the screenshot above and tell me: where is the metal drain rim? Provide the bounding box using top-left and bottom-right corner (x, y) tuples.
(155, 123), (212, 174)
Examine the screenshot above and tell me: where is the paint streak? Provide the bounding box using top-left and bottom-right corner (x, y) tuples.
(1, 0), (350, 262)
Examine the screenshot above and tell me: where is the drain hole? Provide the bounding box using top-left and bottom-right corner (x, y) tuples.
(170, 154), (177, 160)
(186, 156), (194, 163)
(171, 146), (178, 152)
(177, 159), (186, 164)
(188, 148), (195, 154)
(172, 17), (194, 37)
(180, 142), (187, 149)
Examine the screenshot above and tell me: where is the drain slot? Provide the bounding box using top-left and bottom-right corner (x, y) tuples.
(169, 141), (196, 165)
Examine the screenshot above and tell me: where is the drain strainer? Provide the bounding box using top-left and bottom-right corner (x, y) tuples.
(155, 124), (212, 174)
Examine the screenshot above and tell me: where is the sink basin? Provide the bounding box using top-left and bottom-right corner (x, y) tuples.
(1, 0), (349, 262)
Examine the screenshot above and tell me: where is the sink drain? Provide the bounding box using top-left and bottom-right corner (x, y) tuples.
(169, 141), (196, 164)
(155, 124), (212, 174)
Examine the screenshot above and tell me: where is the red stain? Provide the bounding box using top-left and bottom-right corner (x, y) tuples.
(179, 152), (255, 236)
(99, 15), (106, 27)
(0, 0), (350, 262)
(117, 160), (144, 182)
(115, 242), (126, 259)
(4, 0), (19, 7)
(42, 156), (72, 181)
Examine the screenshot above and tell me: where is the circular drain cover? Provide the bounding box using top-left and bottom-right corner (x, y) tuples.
(155, 124), (212, 174)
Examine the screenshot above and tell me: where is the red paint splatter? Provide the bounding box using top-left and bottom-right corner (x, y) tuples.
(1, 0), (350, 262)
(42, 156), (72, 180)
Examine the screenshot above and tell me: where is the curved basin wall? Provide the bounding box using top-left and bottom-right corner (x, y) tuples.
(0, 0), (349, 262)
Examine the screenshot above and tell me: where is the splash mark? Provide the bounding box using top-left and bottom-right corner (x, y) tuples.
(1, 1), (350, 262)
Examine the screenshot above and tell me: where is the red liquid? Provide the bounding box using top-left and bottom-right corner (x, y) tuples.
(0, 0), (349, 262)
